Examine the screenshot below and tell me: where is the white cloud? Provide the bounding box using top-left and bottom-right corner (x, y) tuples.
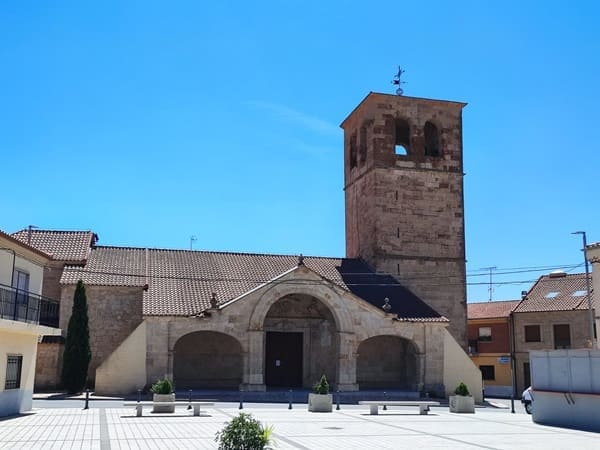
(248, 101), (340, 136)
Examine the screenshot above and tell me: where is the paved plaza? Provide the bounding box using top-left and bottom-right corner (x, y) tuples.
(1, 401), (598, 449)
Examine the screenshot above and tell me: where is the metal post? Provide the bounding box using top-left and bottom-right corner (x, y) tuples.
(239, 390), (244, 409)
(509, 312), (516, 414)
(84, 389), (89, 410)
(188, 389), (192, 410)
(336, 389), (340, 410)
(288, 389), (292, 410)
(573, 231), (596, 348)
(137, 389), (141, 403)
(383, 391), (387, 410)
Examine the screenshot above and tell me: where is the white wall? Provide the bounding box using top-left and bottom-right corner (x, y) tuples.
(95, 321), (147, 396)
(0, 326), (39, 417)
(443, 329), (483, 403)
(0, 249), (44, 295)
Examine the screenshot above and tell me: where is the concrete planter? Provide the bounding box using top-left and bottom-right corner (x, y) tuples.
(308, 393), (333, 412)
(449, 395), (475, 413)
(153, 393), (175, 413)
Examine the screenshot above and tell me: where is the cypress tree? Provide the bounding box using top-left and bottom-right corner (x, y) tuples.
(61, 280), (92, 394)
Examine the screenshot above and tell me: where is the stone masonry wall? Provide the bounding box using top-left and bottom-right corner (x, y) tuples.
(343, 93), (467, 348)
(34, 342), (64, 390)
(41, 261), (65, 302)
(61, 285), (143, 384)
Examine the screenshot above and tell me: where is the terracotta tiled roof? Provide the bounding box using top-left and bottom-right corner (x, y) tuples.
(514, 273), (595, 313)
(467, 300), (520, 319)
(61, 246), (445, 320)
(11, 229), (97, 263)
(0, 229), (53, 260)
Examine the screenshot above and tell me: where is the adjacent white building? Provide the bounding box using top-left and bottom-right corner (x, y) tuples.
(0, 230), (61, 417)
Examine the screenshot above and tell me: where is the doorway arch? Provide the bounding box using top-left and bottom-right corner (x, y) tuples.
(263, 294), (339, 388)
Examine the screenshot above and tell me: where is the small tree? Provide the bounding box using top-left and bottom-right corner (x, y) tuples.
(61, 280), (91, 394)
(215, 413), (273, 450)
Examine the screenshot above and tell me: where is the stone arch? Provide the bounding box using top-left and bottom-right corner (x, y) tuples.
(424, 120), (441, 157)
(356, 335), (419, 389)
(173, 331), (243, 389)
(394, 117), (411, 155)
(248, 273), (353, 334)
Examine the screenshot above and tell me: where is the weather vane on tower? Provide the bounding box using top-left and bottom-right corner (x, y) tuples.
(392, 66), (406, 96)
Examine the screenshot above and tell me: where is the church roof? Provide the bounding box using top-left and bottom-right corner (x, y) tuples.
(11, 229), (97, 263)
(60, 246), (445, 321)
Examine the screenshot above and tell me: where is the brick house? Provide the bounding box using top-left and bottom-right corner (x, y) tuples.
(9, 91), (485, 400)
(467, 300), (520, 397)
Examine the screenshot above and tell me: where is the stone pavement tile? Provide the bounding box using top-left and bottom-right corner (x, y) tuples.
(291, 435), (479, 449)
(3, 405), (600, 449)
(0, 409), (99, 449)
(110, 438), (217, 449)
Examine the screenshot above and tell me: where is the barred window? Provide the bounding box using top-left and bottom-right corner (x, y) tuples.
(5, 355), (23, 390)
(479, 365), (495, 381)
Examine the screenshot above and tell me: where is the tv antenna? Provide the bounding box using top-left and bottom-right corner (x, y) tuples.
(480, 266), (497, 301)
(392, 66), (406, 95)
(189, 235), (197, 250)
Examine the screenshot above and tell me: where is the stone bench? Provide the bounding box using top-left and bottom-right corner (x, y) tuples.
(123, 401), (214, 417)
(358, 400), (440, 415)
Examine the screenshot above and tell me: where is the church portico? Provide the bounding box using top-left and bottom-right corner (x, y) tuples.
(263, 293), (339, 388)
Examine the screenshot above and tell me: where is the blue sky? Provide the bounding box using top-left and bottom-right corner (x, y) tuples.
(2, 1), (599, 302)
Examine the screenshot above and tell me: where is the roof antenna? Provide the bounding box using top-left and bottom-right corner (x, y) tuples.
(480, 266), (497, 301)
(392, 66), (406, 96)
(27, 225), (39, 245)
(189, 235), (197, 250)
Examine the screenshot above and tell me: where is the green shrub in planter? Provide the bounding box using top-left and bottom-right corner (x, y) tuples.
(454, 382), (470, 396)
(312, 374), (330, 394)
(215, 413), (273, 450)
(150, 379), (174, 395)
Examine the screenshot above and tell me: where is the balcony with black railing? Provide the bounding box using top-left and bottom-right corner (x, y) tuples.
(0, 283), (59, 328)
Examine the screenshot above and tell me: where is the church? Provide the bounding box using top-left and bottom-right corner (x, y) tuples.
(15, 91), (482, 401)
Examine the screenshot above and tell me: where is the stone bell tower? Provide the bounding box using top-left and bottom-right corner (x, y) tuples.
(341, 92), (468, 347)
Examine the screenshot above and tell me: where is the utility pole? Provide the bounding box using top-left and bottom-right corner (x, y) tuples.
(572, 231), (596, 347)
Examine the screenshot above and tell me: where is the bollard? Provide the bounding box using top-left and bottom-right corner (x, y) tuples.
(84, 389), (89, 410)
(239, 390), (244, 410)
(288, 389), (293, 410)
(188, 389), (192, 410)
(137, 389), (141, 403)
(336, 389), (340, 410)
(383, 391), (387, 410)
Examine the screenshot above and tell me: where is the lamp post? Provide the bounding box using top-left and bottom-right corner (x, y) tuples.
(572, 231), (596, 348)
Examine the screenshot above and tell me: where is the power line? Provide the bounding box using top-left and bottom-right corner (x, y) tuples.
(60, 266), (586, 289)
